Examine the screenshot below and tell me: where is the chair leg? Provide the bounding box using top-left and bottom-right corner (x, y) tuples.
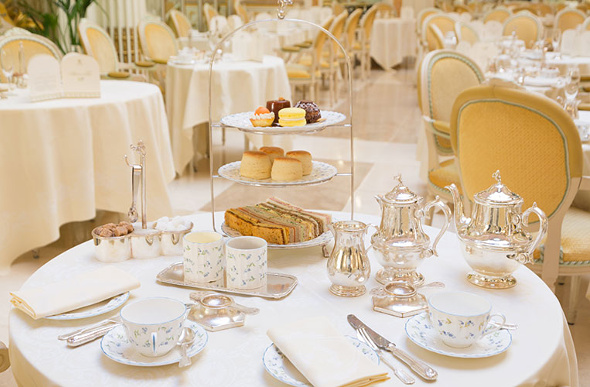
(566, 276), (582, 325)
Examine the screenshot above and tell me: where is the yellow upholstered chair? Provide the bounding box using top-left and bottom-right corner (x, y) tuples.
(555, 8), (586, 33)
(0, 27), (61, 81)
(168, 9), (192, 38)
(483, 7), (511, 24)
(584, 17), (590, 31)
(417, 50), (484, 204)
(78, 19), (153, 80)
(450, 84), (590, 323)
(234, 0), (249, 23)
(324, 11), (347, 106)
(532, 3), (553, 17)
(344, 8), (363, 59)
(512, 5), (536, 15)
(358, 4), (379, 79)
(455, 22), (479, 44)
(454, 4), (470, 14)
(416, 7), (441, 64)
(502, 12), (542, 48)
(332, 1), (345, 16)
(137, 19), (178, 64)
(203, 3), (219, 30)
(286, 15), (334, 101)
(422, 13), (456, 52)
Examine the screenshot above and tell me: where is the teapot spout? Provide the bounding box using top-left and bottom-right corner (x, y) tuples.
(444, 184), (471, 231)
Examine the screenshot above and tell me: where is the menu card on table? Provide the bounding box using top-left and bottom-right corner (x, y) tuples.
(28, 53), (100, 102)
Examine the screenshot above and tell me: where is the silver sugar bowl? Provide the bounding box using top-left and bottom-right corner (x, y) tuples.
(371, 176), (451, 286)
(446, 171), (548, 289)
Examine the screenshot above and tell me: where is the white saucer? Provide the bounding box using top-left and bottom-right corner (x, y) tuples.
(100, 320), (207, 367)
(405, 313), (512, 358)
(45, 292), (129, 320)
(262, 337), (379, 386)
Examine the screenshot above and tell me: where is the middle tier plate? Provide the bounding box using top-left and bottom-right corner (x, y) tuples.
(218, 161), (337, 186)
(220, 110), (346, 134)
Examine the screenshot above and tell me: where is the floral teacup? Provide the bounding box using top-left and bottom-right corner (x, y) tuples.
(120, 297), (186, 357)
(183, 231), (225, 284)
(428, 291), (505, 348)
(226, 236), (267, 290)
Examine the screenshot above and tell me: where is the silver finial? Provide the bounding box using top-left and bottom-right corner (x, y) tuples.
(493, 170), (502, 184)
(277, 0), (292, 19)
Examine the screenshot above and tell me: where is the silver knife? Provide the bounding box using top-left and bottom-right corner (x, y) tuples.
(347, 314), (438, 381)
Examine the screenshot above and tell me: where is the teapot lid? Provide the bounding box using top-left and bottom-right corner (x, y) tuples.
(474, 171), (523, 205)
(382, 175), (420, 203)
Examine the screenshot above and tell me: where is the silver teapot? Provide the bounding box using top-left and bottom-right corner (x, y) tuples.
(446, 171), (548, 289)
(371, 176), (451, 286)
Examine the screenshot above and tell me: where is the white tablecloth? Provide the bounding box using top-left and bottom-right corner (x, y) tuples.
(545, 53), (590, 76)
(370, 18), (417, 69)
(8, 212), (577, 386)
(0, 81), (175, 272)
(165, 56), (291, 175)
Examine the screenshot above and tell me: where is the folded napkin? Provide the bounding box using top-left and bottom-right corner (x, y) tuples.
(10, 266), (140, 319)
(267, 317), (389, 387)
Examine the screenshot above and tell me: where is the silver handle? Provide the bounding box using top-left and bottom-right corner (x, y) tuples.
(421, 196), (452, 257)
(179, 344), (191, 367)
(378, 352), (415, 385)
(388, 345), (438, 381)
(66, 322), (120, 347)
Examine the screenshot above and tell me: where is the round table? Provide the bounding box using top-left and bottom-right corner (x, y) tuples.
(9, 212), (577, 386)
(545, 53), (590, 76)
(165, 55), (291, 175)
(0, 81), (175, 272)
(370, 18), (417, 70)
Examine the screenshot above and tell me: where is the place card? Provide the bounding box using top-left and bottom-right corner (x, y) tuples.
(27, 55), (62, 102)
(27, 53), (101, 102)
(61, 53), (100, 98)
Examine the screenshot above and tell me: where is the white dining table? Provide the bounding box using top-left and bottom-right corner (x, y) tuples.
(165, 55), (291, 175)
(8, 212), (577, 386)
(370, 18), (417, 70)
(0, 80), (175, 273)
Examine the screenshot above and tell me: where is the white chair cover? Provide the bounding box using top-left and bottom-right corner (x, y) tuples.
(209, 15), (230, 36)
(561, 29), (578, 56)
(482, 20), (503, 42)
(227, 15), (244, 31)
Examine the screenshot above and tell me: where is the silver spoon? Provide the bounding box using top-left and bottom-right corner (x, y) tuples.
(177, 327), (196, 368)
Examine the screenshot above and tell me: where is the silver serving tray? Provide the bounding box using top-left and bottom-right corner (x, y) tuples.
(156, 263), (298, 299)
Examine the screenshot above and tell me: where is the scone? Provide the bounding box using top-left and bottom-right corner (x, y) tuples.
(271, 157), (303, 181)
(240, 151), (271, 179)
(278, 108), (307, 127)
(259, 146), (284, 164)
(286, 150), (312, 175)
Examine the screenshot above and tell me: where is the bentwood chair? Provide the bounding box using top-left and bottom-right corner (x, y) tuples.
(417, 50), (484, 205)
(502, 12), (542, 48)
(203, 3), (219, 30)
(234, 0), (249, 23)
(483, 7), (511, 24)
(168, 9), (192, 38)
(0, 341), (9, 373)
(358, 4), (379, 79)
(78, 19), (153, 80)
(0, 27), (62, 82)
(286, 15), (334, 101)
(450, 83), (590, 323)
(343, 8), (363, 61)
(555, 8), (586, 33)
(137, 20), (178, 64)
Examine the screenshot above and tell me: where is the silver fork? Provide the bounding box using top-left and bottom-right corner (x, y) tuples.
(356, 327), (415, 385)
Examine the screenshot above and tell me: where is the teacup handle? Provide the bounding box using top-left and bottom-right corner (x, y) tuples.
(151, 332), (158, 356)
(482, 313), (506, 336)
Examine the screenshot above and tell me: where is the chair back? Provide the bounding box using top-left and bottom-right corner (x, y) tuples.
(0, 28), (62, 74)
(454, 4), (470, 14)
(332, 1), (345, 16)
(329, 11), (348, 52)
(374, 2), (395, 18)
(455, 22), (479, 44)
(555, 9), (586, 33)
(312, 15), (335, 68)
(418, 50), (484, 155)
(533, 3), (553, 17)
(360, 4), (379, 43)
(428, 23), (445, 50)
(344, 8), (363, 51)
(423, 14), (456, 51)
(584, 17), (590, 31)
(227, 14), (244, 31)
(78, 19), (119, 74)
(393, 0), (403, 18)
(0, 2), (13, 26)
(168, 10), (192, 38)
(234, 0), (249, 23)
(209, 15), (229, 36)
(483, 7), (511, 24)
(502, 13), (541, 48)
(417, 7), (441, 35)
(137, 20), (178, 62)
(450, 83), (582, 221)
(203, 3), (219, 28)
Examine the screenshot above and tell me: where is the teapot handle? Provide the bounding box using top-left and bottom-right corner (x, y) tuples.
(421, 196), (452, 257)
(510, 203), (548, 264)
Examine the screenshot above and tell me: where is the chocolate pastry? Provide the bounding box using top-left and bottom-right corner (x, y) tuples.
(294, 100), (321, 123)
(266, 97), (291, 126)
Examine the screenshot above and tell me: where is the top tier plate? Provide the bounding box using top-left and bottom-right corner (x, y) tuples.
(220, 111), (346, 134)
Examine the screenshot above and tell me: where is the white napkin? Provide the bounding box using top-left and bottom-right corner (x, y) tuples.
(267, 317), (389, 387)
(10, 266), (140, 319)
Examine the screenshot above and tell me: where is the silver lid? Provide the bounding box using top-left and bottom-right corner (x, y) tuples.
(382, 175), (419, 203)
(474, 170), (523, 206)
